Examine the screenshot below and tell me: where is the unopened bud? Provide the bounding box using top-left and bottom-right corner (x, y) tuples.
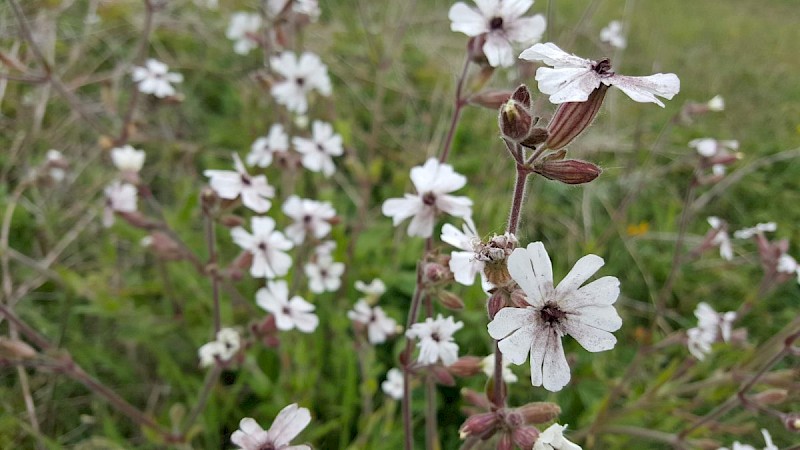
(459, 412), (499, 440)
(461, 388), (491, 409)
(783, 413), (800, 432)
(751, 389), (788, 405)
(545, 84), (608, 150)
(448, 356), (483, 377)
(432, 366), (456, 386)
(0, 338), (37, 359)
(439, 291), (465, 310)
(512, 426), (540, 449)
(228, 251), (253, 280)
(487, 291), (506, 319)
(423, 262), (452, 285)
(511, 84), (531, 108)
(496, 434), (513, 450)
(220, 215), (246, 228)
(200, 187), (218, 213)
(499, 98), (534, 142)
(517, 402), (561, 424)
(484, 261), (512, 289)
(534, 159), (602, 185)
(520, 127), (549, 149)
(144, 231), (184, 261)
(470, 90), (513, 110)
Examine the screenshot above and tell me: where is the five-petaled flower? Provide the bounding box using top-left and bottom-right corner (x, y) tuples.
(686, 302), (736, 360)
(448, 0), (546, 67)
(441, 218), (484, 285)
(204, 153), (275, 213)
(304, 255), (345, 293)
(520, 42), (680, 106)
(347, 300), (399, 344)
(103, 181), (138, 228)
(231, 403), (311, 450)
(381, 368), (404, 400)
(248, 124), (290, 168)
(488, 242), (621, 392)
(198, 327), (241, 367)
(406, 314), (464, 366)
(355, 279), (386, 303)
(292, 121), (343, 177)
(226, 12), (263, 55)
(132, 59), (183, 98)
(231, 217), (294, 278)
(382, 158), (473, 238)
(257, 280), (319, 333)
(282, 195), (336, 244)
(271, 52), (332, 114)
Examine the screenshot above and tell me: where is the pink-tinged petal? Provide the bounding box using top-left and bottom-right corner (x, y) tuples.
(505, 15), (546, 44)
(570, 305), (622, 332)
(608, 73), (680, 108)
(555, 254), (603, 295)
(448, 3), (487, 36)
(562, 276), (619, 309)
(507, 243), (553, 306)
(487, 307), (536, 340)
(519, 42), (589, 68)
(497, 325), (535, 365)
(541, 332), (570, 391)
(382, 196), (422, 225)
(483, 34), (515, 67)
(285, 446), (312, 450)
(407, 207), (435, 237)
(429, 165), (467, 194)
(436, 194), (473, 218)
(528, 327), (549, 387)
(268, 404), (311, 446)
(535, 67), (600, 103)
(563, 319), (617, 352)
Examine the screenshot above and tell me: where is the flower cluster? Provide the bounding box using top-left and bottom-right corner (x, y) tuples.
(686, 302), (736, 360)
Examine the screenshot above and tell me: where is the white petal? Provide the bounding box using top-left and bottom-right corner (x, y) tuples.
(487, 307), (535, 340)
(407, 208), (435, 237)
(535, 67), (599, 103)
(519, 42), (589, 68)
(541, 331), (571, 391)
(268, 404), (311, 446)
(505, 15), (546, 44)
(556, 254), (604, 295)
(448, 3), (486, 36)
(497, 325), (535, 365)
(563, 318), (618, 352)
(483, 34), (515, 68)
(507, 243), (553, 306)
(608, 73), (680, 108)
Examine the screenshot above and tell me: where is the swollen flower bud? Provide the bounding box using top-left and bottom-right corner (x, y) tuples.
(512, 426), (540, 449)
(751, 389), (788, 406)
(499, 97), (534, 143)
(432, 366), (456, 386)
(439, 290), (465, 310)
(783, 413), (800, 432)
(469, 90), (514, 110)
(424, 262), (452, 285)
(448, 356), (483, 377)
(545, 84), (608, 150)
(459, 412), (499, 440)
(0, 338), (37, 359)
(516, 402), (561, 424)
(533, 158), (602, 185)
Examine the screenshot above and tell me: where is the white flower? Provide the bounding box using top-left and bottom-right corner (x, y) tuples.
(292, 121), (343, 177)
(382, 368), (404, 400)
(267, 0), (320, 20)
(198, 327), (241, 367)
(733, 222), (777, 240)
(707, 95), (725, 111)
(103, 181), (138, 228)
(599, 20), (626, 49)
(533, 423), (582, 450)
(355, 279), (386, 303)
(347, 300), (398, 344)
(777, 253), (800, 284)
(487, 242), (621, 392)
(131, 59), (182, 98)
(480, 354), (517, 383)
(520, 42), (680, 107)
(226, 12), (262, 55)
(110, 145), (146, 173)
(382, 158), (473, 238)
(405, 314), (464, 366)
(689, 138), (739, 158)
(257, 280), (319, 333)
(282, 195), (336, 244)
(305, 255), (345, 293)
(231, 217), (293, 279)
(687, 302), (736, 360)
(708, 216), (733, 261)
(204, 153), (275, 213)
(231, 404), (311, 450)
(46, 149), (67, 182)
(270, 52), (331, 114)
(448, 0), (546, 68)
(314, 240), (336, 257)
(441, 218), (484, 285)
(247, 124), (290, 168)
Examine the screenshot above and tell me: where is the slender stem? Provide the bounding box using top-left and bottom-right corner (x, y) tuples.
(402, 261), (426, 450)
(507, 164), (530, 236)
(116, 0), (156, 146)
(182, 365), (222, 433)
(491, 342), (505, 407)
(425, 373), (438, 450)
(204, 212), (220, 334)
(439, 56), (471, 163)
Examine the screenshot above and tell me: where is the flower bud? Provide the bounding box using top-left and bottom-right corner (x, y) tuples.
(783, 413), (800, 432)
(487, 290), (506, 319)
(461, 388), (491, 409)
(751, 389), (788, 405)
(545, 84), (608, 150)
(220, 215), (246, 228)
(228, 251), (253, 281)
(499, 98), (534, 142)
(0, 338), (37, 359)
(496, 433), (513, 450)
(438, 291), (465, 310)
(512, 426), (540, 449)
(470, 90), (513, 110)
(516, 402), (561, 424)
(448, 356), (483, 377)
(534, 159), (602, 185)
(423, 262), (452, 285)
(432, 366), (456, 386)
(200, 187), (218, 214)
(459, 412), (499, 440)
(143, 231), (184, 261)
(510, 84), (531, 108)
